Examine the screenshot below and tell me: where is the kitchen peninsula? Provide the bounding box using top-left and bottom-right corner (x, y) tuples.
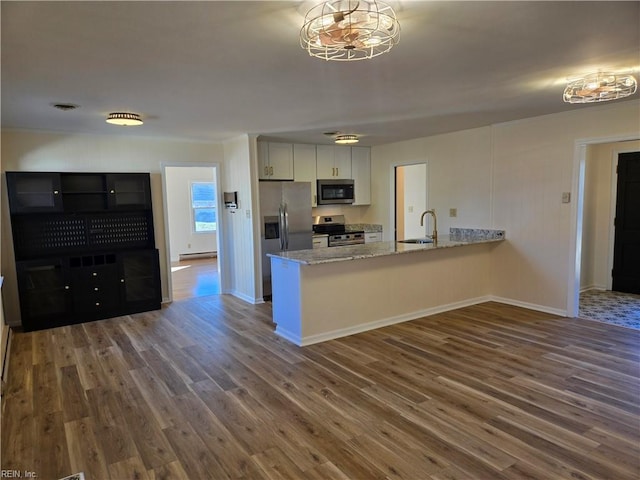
(269, 229), (505, 345)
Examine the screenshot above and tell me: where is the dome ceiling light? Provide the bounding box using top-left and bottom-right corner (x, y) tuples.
(106, 112), (144, 126)
(563, 72), (637, 103)
(300, 0), (400, 61)
(335, 134), (359, 144)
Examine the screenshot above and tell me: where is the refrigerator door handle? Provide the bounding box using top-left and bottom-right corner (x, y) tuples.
(283, 203), (290, 250)
(278, 205), (285, 251)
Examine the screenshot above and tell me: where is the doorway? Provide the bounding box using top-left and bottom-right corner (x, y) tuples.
(574, 141), (640, 323)
(394, 163), (428, 240)
(163, 165), (222, 301)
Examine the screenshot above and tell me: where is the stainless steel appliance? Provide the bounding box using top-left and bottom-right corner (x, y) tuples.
(260, 182), (313, 298)
(312, 215), (365, 247)
(317, 179), (355, 205)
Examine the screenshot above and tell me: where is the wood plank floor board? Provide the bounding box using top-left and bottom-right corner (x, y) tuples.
(33, 410), (71, 480)
(115, 386), (179, 470)
(64, 416), (111, 480)
(2, 298), (638, 479)
(488, 415), (637, 480)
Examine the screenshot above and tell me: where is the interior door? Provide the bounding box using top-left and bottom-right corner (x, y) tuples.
(612, 151), (640, 294)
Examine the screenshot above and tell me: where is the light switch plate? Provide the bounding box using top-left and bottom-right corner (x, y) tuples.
(449, 208), (457, 217)
(562, 192), (571, 203)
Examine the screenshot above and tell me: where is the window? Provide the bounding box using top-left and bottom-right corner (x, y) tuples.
(191, 182), (216, 232)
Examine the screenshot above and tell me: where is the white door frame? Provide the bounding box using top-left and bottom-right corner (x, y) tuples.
(568, 134), (639, 317)
(389, 161), (429, 241)
(161, 162), (225, 302)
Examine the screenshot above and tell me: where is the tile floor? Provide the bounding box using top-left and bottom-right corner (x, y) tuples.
(579, 289), (640, 330)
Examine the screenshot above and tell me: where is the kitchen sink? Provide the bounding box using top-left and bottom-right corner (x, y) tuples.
(398, 238), (433, 244)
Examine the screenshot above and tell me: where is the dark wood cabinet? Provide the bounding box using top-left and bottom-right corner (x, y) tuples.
(69, 253), (120, 314)
(120, 249), (162, 311)
(107, 173), (152, 210)
(7, 172), (152, 214)
(6, 171), (161, 332)
(16, 258), (73, 331)
(6, 172), (63, 213)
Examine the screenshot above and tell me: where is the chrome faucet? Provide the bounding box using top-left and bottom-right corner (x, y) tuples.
(420, 209), (438, 245)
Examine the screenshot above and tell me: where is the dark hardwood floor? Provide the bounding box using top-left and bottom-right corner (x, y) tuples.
(1, 298), (639, 479)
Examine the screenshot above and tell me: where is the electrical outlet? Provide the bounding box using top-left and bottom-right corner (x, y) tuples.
(449, 208), (457, 217)
(562, 192), (571, 203)
(408, 206), (414, 213)
(188, 243), (191, 249)
(246, 209), (251, 219)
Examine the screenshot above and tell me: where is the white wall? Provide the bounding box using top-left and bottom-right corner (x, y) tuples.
(367, 100), (640, 315)
(221, 134), (261, 303)
(368, 127), (493, 241)
(581, 139), (640, 290)
(490, 101), (639, 313)
(165, 166), (218, 262)
(403, 163), (428, 239)
(1, 130), (224, 322)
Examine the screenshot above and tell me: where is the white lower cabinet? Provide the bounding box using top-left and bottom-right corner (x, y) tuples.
(312, 235), (329, 249)
(364, 232), (382, 243)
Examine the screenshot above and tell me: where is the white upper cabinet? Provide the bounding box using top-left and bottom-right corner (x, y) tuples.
(351, 146), (371, 205)
(258, 142), (294, 180)
(316, 145), (352, 179)
(293, 144), (318, 207)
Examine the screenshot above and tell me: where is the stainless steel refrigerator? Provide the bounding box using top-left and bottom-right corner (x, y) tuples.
(259, 181), (313, 298)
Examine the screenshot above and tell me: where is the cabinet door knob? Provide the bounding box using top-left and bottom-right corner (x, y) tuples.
(95, 302), (100, 306)
(121, 278), (125, 283)
(53, 190), (59, 195)
(92, 272), (98, 277)
(110, 190), (115, 194)
(94, 287), (99, 291)
(64, 285), (70, 290)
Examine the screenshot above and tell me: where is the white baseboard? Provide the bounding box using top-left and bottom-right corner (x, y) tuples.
(489, 296), (567, 317)
(228, 290), (262, 305)
(579, 285), (606, 293)
(278, 295), (493, 346)
(178, 252), (217, 260)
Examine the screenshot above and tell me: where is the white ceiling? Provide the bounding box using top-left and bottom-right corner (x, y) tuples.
(2, 1), (639, 146)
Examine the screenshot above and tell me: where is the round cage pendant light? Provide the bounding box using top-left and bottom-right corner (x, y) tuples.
(563, 72), (637, 103)
(300, 0), (400, 61)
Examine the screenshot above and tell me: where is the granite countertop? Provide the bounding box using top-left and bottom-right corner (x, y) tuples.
(346, 223), (382, 233)
(268, 229), (505, 265)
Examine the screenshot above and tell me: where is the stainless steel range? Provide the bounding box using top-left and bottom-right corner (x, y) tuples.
(312, 215), (365, 247)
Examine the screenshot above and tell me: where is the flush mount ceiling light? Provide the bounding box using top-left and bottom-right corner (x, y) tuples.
(335, 134), (359, 144)
(106, 112), (143, 126)
(563, 72), (637, 103)
(300, 0), (400, 61)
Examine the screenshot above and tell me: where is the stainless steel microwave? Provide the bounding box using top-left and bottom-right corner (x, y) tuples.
(317, 179), (355, 205)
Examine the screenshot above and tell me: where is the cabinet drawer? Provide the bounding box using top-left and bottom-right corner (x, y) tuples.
(364, 232), (382, 243)
(73, 291), (120, 313)
(312, 235), (329, 248)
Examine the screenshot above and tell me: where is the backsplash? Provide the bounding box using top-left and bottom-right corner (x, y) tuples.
(449, 228), (505, 242)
